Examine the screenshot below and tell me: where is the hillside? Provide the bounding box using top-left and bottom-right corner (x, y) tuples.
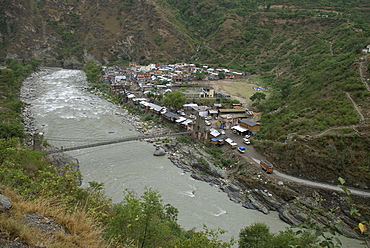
(1, 0), (370, 188)
(1, 1), (369, 68)
(1, 1), (370, 244)
(0, 0), (195, 66)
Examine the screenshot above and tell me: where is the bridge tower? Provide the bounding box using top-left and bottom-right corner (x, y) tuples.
(32, 133), (41, 151)
(194, 114), (208, 141)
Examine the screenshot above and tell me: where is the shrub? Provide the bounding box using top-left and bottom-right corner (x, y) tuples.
(142, 114), (153, 121)
(205, 147), (223, 159)
(198, 157), (210, 169)
(176, 136), (192, 144)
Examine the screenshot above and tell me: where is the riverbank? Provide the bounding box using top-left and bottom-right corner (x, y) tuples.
(150, 137), (370, 246)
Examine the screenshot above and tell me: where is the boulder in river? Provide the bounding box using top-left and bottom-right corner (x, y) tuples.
(153, 146), (166, 156)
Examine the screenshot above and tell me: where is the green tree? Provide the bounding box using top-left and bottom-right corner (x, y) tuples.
(195, 70), (206, 80)
(0, 123), (25, 139)
(177, 225), (234, 248)
(279, 81), (292, 99)
(30, 58), (42, 71)
(156, 94), (163, 102)
(146, 91), (155, 99)
(218, 72), (226, 79)
(163, 91), (186, 110)
(83, 60), (102, 85)
(250, 92), (266, 103)
(105, 188), (182, 247)
(146, 87), (159, 101)
(105, 188), (234, 247)
(239, 222), (272, 248)
(239, 222), (318, 248)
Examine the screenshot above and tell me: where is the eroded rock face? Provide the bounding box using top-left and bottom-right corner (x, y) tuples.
(0, 194), (12, 213)
(22, 213), (67, 237)
(47, 153), (82, 186)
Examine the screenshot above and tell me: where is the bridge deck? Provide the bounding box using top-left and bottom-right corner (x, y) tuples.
(45, 131), (193, 154)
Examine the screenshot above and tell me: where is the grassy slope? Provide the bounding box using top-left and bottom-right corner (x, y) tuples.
(0, 186), (106, 248)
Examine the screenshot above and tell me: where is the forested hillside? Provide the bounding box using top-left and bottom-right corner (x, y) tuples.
(1, 0), (369, 68)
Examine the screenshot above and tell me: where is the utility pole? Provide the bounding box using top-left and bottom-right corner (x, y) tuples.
(32, 133), (41, 150)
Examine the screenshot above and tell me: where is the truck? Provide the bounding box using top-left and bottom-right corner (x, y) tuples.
(260, 160), (273, 173)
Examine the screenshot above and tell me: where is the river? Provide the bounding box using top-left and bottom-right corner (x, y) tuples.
(22, 68), (365, 247)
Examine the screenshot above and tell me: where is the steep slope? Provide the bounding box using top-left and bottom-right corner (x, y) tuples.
(2, 0), (369, 69)
(1, 0), (195, 66)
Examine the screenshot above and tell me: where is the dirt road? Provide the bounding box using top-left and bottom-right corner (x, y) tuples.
(222, 128), (370, 198)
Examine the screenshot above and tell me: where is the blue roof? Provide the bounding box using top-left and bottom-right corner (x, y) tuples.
(238, 146), (246, 150)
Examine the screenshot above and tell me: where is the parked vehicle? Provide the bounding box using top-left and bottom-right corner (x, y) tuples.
(260, 160), (273, 173)
(237, 146), (246, 153)
(243, 138), (250, 145)
(225, 138), (237, 149)
(244, 134), (250, 139)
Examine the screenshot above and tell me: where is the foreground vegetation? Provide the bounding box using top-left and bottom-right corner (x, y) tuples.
(0, 59), (41, 139)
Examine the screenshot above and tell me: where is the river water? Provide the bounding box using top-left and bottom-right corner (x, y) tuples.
(22, 68), (364, 247)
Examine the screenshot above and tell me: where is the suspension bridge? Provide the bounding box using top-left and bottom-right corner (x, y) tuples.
(44, 131), (193, 155)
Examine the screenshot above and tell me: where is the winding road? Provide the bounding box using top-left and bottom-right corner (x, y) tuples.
(224, 130), (370, 198)
(272, 169), (370, 197)
(346, 92), (365, 122)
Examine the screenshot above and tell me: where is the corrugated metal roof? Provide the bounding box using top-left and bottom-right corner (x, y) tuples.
(176, 117), (187, 123)
(231, 125), (248, 132)
(219, 109), (246, 113)
(181, 119), (193, 125)
(240, 119), (260, 126)
(210, 129), (220, 137)
(163, 111), (180, 119)
(148, 103), (163, 111)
